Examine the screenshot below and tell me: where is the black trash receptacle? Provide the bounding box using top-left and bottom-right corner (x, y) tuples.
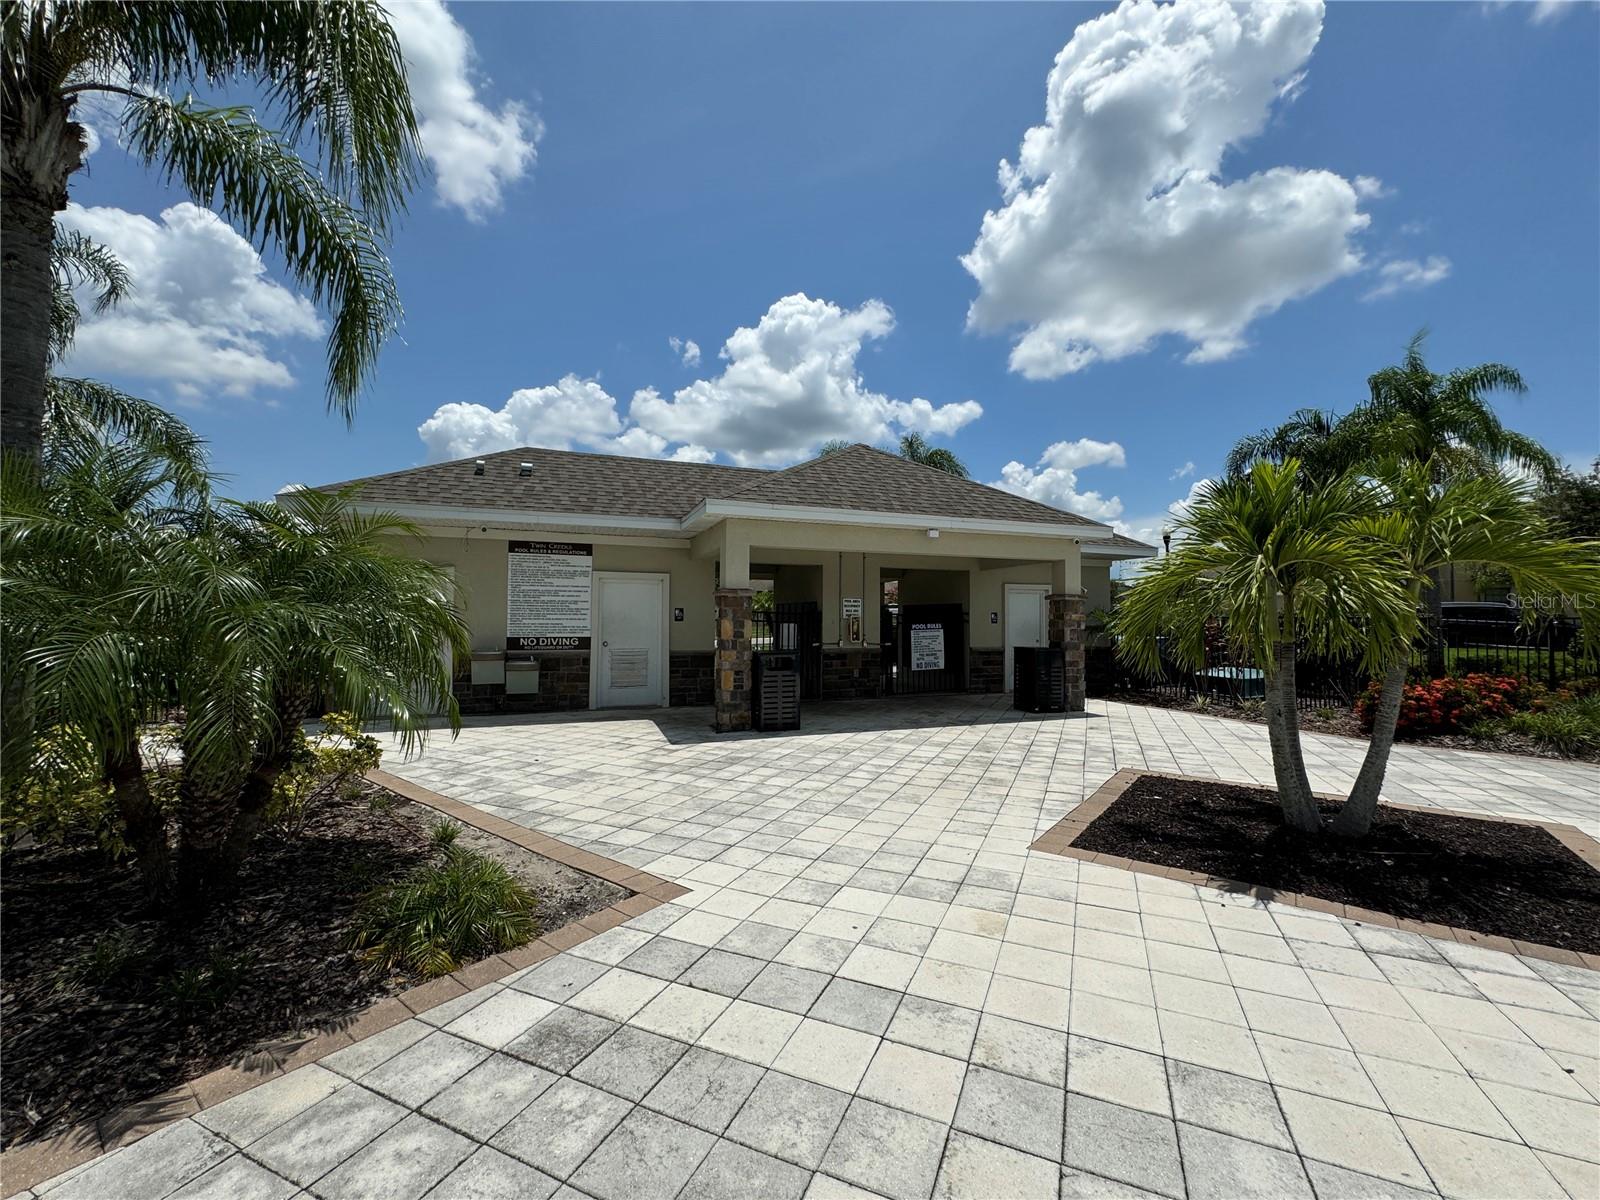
(1013, 646), (1066, 713)
(754, 653), (801, 731)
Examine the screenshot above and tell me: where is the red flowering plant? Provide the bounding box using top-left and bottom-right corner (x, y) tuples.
(1357, 673), (1532, 738)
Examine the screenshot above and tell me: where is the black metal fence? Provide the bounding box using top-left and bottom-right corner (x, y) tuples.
(751, 602), (822, 700)
(1088, 613), (1593, 711)
(881, 603), (967, 695)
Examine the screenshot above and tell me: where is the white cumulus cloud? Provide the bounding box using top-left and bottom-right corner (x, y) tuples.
(629, 294), (983, 466)
(990, 438), (1127, 522)
(668, 336), (702, 367)
(386, 0), (541, 221)
(963, 0), (1369, 378)
(1170, 460), (1196, 480)
(1363, 255), (1452, 301)
(56, 202), (324, 400)
(417, 374), (625, 460)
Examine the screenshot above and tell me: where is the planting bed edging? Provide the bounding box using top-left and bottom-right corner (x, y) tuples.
(0, 768), (688, 1195)
(1030, 767), (1600, 972)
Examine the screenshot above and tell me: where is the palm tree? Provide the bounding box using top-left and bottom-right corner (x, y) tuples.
(2, 1), (422, 465)
(176, 487), (468, 898)
(1228, 332), (1556, 672)
(2, 417), (467, 905)
(1330, 460), (1600, 837)
(1227, 333), (1554, 486)
(1113, 462), (1412, 833)
(1224, 408), (1365, 482)
(898, 432), (969, 478)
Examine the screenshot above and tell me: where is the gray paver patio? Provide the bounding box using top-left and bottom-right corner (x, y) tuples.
(19, 696), (1600, 1200)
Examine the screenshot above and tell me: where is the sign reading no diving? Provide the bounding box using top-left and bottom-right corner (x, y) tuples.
(909, 623), (945, 672)
(507, 540), (592, 651)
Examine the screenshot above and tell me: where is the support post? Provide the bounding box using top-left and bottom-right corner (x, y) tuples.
(1048, 591), (1087, 712)
(714, 587), (754, 732)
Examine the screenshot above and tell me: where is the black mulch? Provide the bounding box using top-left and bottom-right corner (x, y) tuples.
(0, 782), (622, 1149)
(1071, 774), (1600, 954)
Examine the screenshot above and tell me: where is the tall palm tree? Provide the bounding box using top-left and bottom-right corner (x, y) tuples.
(1330, 460), (1600, 837)
(898, 432), (969, 478)
(1227, 333), (1554, 486)
(1224, 408), (1363, 482)
(2, 1), (422, 464)
(1113, 462), (1412, 833)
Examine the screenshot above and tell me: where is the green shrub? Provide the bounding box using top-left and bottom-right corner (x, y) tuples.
(351, 846), (538, 979)
(267, 712), (383, 831)
(430, 819), (461, 851)
(1497, 696), (1600, 757)
(0, 725), (180, 859)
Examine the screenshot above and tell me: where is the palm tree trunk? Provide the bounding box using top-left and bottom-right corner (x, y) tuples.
(219, 685), (315, 884)
(2, 99), (85, 464)
(1423, 566), (1446, 676)
(1331, 651), (1410, 838)
(105, 739), (172, 900)
(1265, 640), (1322, 833)
(176, 757), (244, 907)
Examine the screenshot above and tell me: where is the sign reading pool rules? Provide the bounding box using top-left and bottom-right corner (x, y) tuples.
(909, 623), (945, 671)
(507, 540), (593, 651)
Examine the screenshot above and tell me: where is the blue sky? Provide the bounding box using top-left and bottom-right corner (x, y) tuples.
(60, 0), (1599, 547)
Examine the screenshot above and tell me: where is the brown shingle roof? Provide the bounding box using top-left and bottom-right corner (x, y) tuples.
(718, 444), (1101, 527)
(1090, 531), (1157, 553)
(313, 442), (1111, 529)
(314, 446), (765, 520)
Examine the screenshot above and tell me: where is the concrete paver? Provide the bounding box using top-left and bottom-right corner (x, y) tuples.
(23, 696), (1600, 1199)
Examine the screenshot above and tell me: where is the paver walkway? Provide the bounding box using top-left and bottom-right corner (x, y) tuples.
(20, 697), (1600, 1200)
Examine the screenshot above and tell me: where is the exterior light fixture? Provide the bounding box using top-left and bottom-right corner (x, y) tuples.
(927, 528), (940, 538)
(1161, 525), (1173, 555)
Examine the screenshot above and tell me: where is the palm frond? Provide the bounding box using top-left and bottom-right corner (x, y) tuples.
(121, 94), (402, 420)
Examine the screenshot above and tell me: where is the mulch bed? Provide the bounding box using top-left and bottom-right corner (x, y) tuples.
(1104, 690), (1598, 762)
(0, 780), (623, 1149)
(1071, 774), (1600, 954)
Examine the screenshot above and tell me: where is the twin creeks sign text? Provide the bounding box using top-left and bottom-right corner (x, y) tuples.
(507, 541), (593, 651)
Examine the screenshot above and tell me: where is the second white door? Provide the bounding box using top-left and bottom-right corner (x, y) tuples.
(595, 573), (667, 708)
(1003, 584), (1049, 691)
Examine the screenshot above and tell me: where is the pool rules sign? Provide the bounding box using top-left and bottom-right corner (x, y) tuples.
(507, 541), (593, 651)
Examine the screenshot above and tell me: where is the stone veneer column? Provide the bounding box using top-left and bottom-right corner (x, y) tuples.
(1048, 592), (1087, 712)
(713, 587), (754, 732)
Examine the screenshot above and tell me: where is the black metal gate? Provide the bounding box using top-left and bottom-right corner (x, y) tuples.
(753, 601), (822, 701)
(881, 603), (966, 695)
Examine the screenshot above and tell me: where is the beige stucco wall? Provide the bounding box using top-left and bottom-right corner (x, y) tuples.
(396, 516), (1093, 662)
(405, 529), (714, 654)
(1083, 560), (1113, 614)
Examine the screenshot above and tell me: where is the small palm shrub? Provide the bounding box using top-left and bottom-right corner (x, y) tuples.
(351, 846), (538, 979)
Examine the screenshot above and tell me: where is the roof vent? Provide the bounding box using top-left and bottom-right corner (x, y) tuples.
(518, 461), (532, 477)
(472, 459), (485, 476)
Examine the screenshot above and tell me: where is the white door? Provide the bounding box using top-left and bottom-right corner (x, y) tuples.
(1004, 584), (1049, 691)
(595, 573), (668, 708)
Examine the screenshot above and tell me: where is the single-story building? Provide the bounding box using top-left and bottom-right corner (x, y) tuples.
(303, 443), (1155, 730)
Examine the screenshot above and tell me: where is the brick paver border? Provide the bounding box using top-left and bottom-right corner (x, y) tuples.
(1031, 767), (1600, 973)
(0, 769), (690, 1195)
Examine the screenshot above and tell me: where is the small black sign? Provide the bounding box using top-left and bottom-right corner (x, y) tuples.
(673, 607), (685, 622)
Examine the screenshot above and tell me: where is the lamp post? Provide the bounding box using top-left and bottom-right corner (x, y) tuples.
(1161, 525), (1172, 556)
